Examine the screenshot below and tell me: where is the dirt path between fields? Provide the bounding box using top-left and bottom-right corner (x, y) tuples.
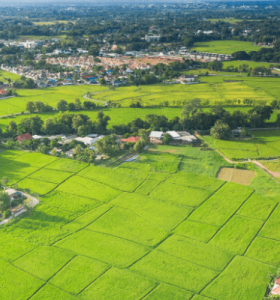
(195, 131), (280, 180)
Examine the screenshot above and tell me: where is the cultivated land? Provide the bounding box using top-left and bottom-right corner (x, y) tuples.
(191, 40), (264, 54)
(0, 145), (279, 299)
(204, 130), (280, 160)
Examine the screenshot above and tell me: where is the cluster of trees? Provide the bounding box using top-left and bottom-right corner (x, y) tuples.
(1, 99), (278, 144)
(232, 40), (280, 63)
(12, 76), (36, 89)
(2, 111), (110, 139)
(26, 99), (97, 114)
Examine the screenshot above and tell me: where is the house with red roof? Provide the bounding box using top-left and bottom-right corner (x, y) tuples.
(271, 277), (280, 296)
(121, 136), (140, 143)
(15, 133), (32, 142)
(0, 89), (7, 98)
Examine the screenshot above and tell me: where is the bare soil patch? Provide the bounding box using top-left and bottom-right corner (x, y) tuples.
(217, 167), (256, 185)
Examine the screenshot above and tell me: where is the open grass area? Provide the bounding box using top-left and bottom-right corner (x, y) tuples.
(0, 149), (279, 299)
(191, 40), (263, 54)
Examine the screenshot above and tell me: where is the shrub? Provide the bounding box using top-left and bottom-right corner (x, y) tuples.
(3, 209), (11, 219)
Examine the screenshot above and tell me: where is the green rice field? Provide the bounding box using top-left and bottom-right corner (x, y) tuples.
(204, 130), (280, 160)
(191, 40), (263, 54)
(0, 74), (280, 117)
(0, 147), (279, 299)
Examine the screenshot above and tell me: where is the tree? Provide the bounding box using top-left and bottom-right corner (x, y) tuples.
(138, 129), (149, 142)
(95, 134), (117, 156)
(133, 139), (146, 152)
(210, 120), (231, 140)
(1, 177), (9, 188)
(0, 192), (10, 213)
(57, 100), (68, 111)
(26, 102), (36, 113)
(68, 102), (76, 110)
(51, 149), (57, 156)
(75, 98), (82, 110)
(162, 133), (173, 145)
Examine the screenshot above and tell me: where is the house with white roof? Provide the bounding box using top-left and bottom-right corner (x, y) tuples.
(149, 131), (164, 144)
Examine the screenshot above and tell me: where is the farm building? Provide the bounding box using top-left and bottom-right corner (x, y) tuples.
(75, 135), (104, 146)
(15, 133), (32, 142)
(149, 131), (164, 144)
(6, 189), (23, 201)
(166, 131), (181, 140)
(177, 131), (197, 143)
(121, 136), (140, 143)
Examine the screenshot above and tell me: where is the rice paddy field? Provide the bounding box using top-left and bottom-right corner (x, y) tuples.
(1, 72), (280, 117)
(0, 145), (280, 300)
(204, 130), (280, 160)
(191, 40), (263, 54)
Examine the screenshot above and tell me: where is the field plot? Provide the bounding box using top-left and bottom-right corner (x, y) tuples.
(49, 255), (109, 295)
(144, 283), (193, 300)
(209, 215), (263, 255)
(191, 40), (263, 54)
(78, 165), (145, 192)
(56, 176), (121, 202)
(0, 162), (38, 185)
(217, 167), (256, 185)
(29, 168), (72, 184)
(111, 192), (192, 230)
(0, 233), (35, 262)
(130, 250), (218, 293)
(0, 259), (43, 300)
(46, 158), (88, 173)
(0, 149), (279, 299)
(189, 182), (253, 226)
(55, 230), (149, 268)
(14, 152), (58, 168)
(149, 181), (213, 207)
(205, 130), (280, 160)
(30, 284), (77, 300)
(259, 205), (280, 241)
(174, 220), (219, 242)
(87, 206), (168, 246)
(245, 236), (280, 267)
(41, 191), (100, 214)
(13, 246), (75, 280)
(237, 193), (276, 221)
(157, 234), (233, 271)
(79, 268), (156, 300)
(3, 204), (76, 245)
(18, 178), (57, 195)
(0, 149), (23, 165)
(201, 256), (275, 300)
(63, 204), (112, 232)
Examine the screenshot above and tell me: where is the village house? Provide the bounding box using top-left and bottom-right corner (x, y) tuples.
(149, 131), (164, 144)
(15, 133), (32, 142)
(0, 89), (8, 98)
(121, 136), (140, 143)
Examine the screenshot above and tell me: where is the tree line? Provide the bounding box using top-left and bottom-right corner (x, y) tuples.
(1, 100), (277, 141)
